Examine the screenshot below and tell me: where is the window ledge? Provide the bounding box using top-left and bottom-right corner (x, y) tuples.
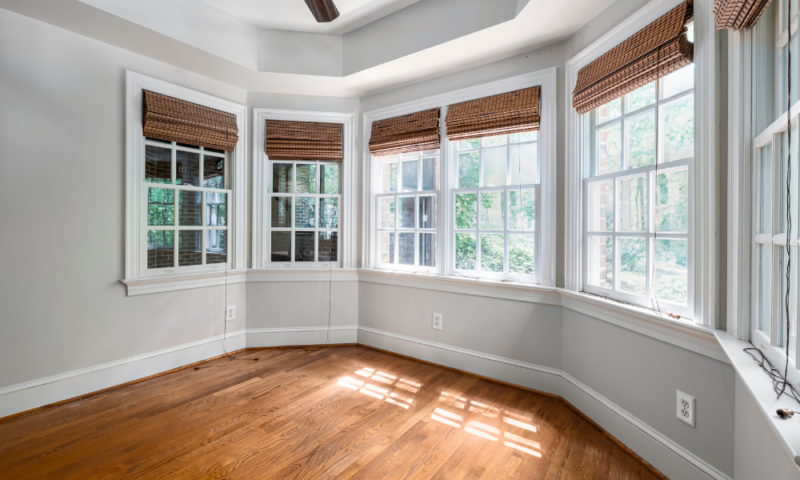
(121, 269), (248, 296)
(559, 290), (728, 364)
(358, 269), (727, 363)
(247, 268), (359, 282)
(715, 331), (800, 466)
(357, 268), (561, 306)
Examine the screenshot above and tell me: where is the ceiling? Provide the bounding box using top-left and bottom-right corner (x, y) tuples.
(200, 0), (423, 34)
(1, 0), (619, 97)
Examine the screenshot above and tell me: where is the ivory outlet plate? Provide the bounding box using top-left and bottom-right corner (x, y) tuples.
(677, 390), (695, 427)
(226, 305), (236, 321)
(432, 313), (442, 330)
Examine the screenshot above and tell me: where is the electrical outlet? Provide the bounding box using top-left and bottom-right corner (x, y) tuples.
(226, 305), (236, 322)
(677, 390), (695, 427)
(432, 313), (443, 330)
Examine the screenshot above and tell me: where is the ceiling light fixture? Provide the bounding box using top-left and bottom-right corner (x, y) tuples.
(304, 0), (340, 23)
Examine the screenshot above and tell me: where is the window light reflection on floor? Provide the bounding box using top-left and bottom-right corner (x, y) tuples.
(337, 367), (419, 409)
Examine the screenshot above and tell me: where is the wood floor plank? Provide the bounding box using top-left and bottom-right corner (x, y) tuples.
(0, 346), (665, 480)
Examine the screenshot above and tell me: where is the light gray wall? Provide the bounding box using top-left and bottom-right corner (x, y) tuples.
(0, 8), (249, 387)
(247, 281), (359, 330)
(734, 376), (800, 480)
(359, 282), (563, 369)
(562, 309), (735, 477)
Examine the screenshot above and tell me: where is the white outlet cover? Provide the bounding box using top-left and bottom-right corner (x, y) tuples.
(226, 305), (236, 321)
(676, 390), (695, 427)
(432, 313), (442, 330)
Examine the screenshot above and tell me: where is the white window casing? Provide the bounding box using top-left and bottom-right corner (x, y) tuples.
(122, 71), (248, 295)
(565, 0), (719, 328)
(361, 68), (557, 287)
(251, 109), (356, 270)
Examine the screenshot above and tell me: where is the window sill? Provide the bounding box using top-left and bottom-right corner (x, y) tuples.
(715, 331), (800, 466)
(358, 269), (727, 363)
(357, 269), (561, 306)
(121, 269), (248, 296)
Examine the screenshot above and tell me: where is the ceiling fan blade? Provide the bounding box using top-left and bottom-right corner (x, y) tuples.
(304, 0), (340, 23)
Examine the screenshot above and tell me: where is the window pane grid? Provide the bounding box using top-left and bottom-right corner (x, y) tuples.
(268, 160), (341, 264)
(584, 66), (693, 311)
(453, 133), (539, 279)
(144, 139), (229, 270)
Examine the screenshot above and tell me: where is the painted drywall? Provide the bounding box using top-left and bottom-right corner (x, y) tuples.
(257, 29), (343, 77)
(247, 281), (359, 330)
(0, 8), (249, 389)
(358, 282), (563, 370)
(562, 309), (735, 477)
(734, 376), (800, 480)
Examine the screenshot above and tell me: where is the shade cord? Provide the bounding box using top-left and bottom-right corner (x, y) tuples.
(780, 3), (793, 398)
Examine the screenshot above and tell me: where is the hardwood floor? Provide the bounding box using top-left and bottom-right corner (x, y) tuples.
(0, 346), (664, 479)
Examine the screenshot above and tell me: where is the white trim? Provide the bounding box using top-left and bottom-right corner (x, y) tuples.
(246, 325), (359, 347)
(564, 0), (718, 327)
(358, 269), (728, 363)
(120, 268), (247, 296)
(247, 268), (359, 282)
(361, 68), (557, 287)
(251, 109), (356, 269)
(124, 71), (248, 291)
(0, 330), (245, 419)
(357, 326), (730, 480)
(559, 289), (728, 364)
(358, 268), (561, 306)
(727, 29), (753, 340)
(716, 331), (800, 467)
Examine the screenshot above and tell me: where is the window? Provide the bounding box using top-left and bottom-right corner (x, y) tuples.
(752, 0), (800, 363)
(269, 161), (341, 265)
(582, 59), (694, 317)
(452, 132), (539, 280)
(145, 138), (230, 270)
(375, 150), (440, 271)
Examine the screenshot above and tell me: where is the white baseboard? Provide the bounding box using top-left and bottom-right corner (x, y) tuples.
(0, 330), (245, 419)
(356, 326), (731, 480)
(246, 325), (359, 348)
(0, 324), (730, 480)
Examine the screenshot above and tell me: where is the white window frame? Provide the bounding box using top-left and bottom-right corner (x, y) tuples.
(582, 75), (695, 319)
(362, 68), (557, 287)
(374, 150), (441, 273)
(252, 109), (356, 270)
(566, 0), (718, 327)
(450, 134), (541, 282)
(267, 160), (342, 266)
(123, 71), (247, 293)
(749, 0), (800, 383)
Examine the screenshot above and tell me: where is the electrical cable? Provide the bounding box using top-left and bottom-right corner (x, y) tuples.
(746, 7), (796, 402)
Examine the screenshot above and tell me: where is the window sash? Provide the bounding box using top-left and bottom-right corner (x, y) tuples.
(267, 160), (341, 266)
(582, 71), (694, 318)
(143, 139), (230, 273)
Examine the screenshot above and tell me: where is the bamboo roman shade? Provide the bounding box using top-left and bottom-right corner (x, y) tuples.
(142, 91), (239, 151)
(369, 108), (441, 157)
(572, 0), (694, 115)
(265, 120), (343, 161)
(445, 87), (540, 141)
(713, 0), (771, 31)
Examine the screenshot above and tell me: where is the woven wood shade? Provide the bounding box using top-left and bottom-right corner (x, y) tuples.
(445, 87), (540, 141)
(713, 0), (772, 30)
(266, 120), (343, 161)
(572, 0), (694, 115)
(143, 91), (239, 152)
(368, 108), (440, 157)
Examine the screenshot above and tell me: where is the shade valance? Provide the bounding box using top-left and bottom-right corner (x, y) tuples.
(572, 0), (694, 115)
(713, 0), (771, 31)
(266, 120), (343, 161)
(445, 86), (540, 141)
(369, 108), (441, 157)
(143, 91), (239, 152)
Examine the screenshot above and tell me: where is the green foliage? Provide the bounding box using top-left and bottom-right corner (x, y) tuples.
(148, 188), (174, 226)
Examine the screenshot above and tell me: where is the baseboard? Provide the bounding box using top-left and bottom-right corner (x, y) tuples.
(246, 325), (359, 348)
(0, 330), (245, 420)
(356, 326), (731, 480)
